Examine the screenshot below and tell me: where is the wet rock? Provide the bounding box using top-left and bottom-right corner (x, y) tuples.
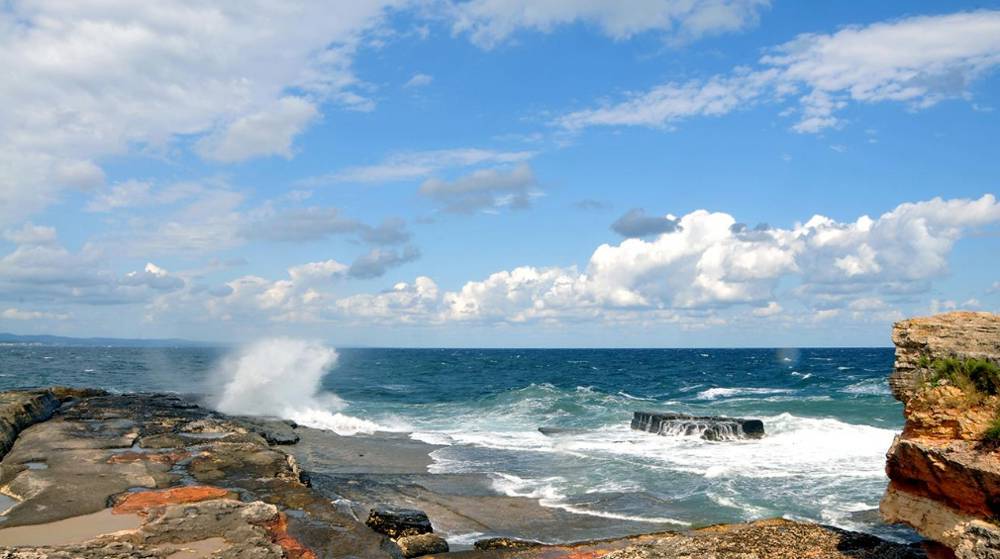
(396, 533), (449, 557)
(141, 499), (284, 553)
(631, 411), (765, 440)
(110, 485), (231, 514)
(106, 449), (189, 465)
(474, 537), (545, 550)
(235, 416), (301, 445)
(0, 412), (171, 526)
(136, 432), (191, 449)
(0, 390), (60, 459)
(462, 520), (921, 559)
(0, 389), (397, 558)
(48, 386), (108, 403)
(266, 511), (318, 559)
(367, 505), (433, 538)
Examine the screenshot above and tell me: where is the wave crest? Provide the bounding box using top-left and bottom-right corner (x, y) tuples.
(212, 338), (382, 435)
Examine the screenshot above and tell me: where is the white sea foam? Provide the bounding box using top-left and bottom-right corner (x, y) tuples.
(695, 387), (793, 400)
(618, 391), (655, 401)
(410, 431), (455, 446)
(490, 473), (690, 526)
(841, 379), (892, 396)
(211, 338), (383, 436)
(445, 532), (487, 546)
(584, 413), (897, 481)
(412, 408), (892, 535)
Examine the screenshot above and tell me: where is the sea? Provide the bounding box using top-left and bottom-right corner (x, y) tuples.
(0, 340), (915, 541)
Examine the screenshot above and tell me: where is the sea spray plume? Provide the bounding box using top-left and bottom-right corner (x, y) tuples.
(212, 338), (382, 435)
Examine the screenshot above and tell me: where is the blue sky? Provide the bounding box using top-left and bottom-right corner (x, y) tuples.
(1, 0), (998, 346)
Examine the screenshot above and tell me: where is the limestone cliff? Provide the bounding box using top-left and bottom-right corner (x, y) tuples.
(881, 311), (1000, 558)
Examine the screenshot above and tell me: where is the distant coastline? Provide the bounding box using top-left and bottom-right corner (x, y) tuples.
(0, 332), (215, 348)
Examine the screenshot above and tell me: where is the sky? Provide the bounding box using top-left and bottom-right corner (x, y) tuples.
(1, 0), (999, 347)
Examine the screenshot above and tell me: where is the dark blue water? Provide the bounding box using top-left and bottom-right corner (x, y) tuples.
(0, 344), (910, 540)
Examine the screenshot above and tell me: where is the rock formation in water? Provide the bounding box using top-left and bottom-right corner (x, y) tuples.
(881, 311), (1000, 559)
(631, 411), (765, 440)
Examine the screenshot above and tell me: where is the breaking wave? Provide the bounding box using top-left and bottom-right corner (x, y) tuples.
(695, 387), (793, 400)
(211, 338), (383, 435)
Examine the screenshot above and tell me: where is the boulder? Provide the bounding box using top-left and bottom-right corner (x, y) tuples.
(396, 533), (449, 558)
(366, 505), (433, 538)
(234, 416), (301, 445)
(631, 412), (764, 440)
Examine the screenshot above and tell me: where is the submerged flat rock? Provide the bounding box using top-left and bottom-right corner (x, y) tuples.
(631, 411), (765, 440)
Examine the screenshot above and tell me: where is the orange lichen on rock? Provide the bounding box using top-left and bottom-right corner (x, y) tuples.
(112, 486), (231, 515)
(107, 450), (190, 465)
(265, 512), (317, 559)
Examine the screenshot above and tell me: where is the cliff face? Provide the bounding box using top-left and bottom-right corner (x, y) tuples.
(881, 311), (1000, 558)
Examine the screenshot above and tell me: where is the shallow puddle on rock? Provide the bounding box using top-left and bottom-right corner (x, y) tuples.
(0, 493), (19, 516)
(23, 462), (47, 470)
(0, 508), (141, 546)
(164, 537), (230, 559)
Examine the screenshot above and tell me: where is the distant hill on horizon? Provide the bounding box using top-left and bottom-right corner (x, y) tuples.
(0, 332), (216, 348)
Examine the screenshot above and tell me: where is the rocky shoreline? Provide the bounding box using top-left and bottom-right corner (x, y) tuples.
(0, 387), (923, 558)
(5, 312), (998, 557)
(0, 389), (393, 558)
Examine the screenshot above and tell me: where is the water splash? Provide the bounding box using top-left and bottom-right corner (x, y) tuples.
(212, 338), (382, 435)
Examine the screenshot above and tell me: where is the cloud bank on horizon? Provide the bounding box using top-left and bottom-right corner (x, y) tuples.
(0, 1), (997, 346)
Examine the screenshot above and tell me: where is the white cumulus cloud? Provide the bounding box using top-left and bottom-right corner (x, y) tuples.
(0, 0), (401, 225)
(450, 0), (770, 49)
(192, 194), (1000, 328)
(196, 97), (321, 163)
(559, 10), (1000, 133)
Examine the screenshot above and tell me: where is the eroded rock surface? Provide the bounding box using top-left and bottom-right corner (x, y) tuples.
(436, 519), (923, 559)
(881, 311), (1000, 558)
(0, 391), (60, 459)
(889, 312), (1000, 403)
(0, 390), (398, 558)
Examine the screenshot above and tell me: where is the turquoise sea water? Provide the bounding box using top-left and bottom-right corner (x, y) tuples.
(0, 344), (913, 540)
